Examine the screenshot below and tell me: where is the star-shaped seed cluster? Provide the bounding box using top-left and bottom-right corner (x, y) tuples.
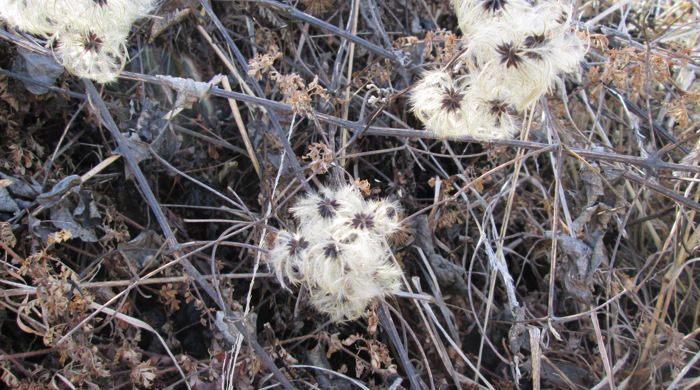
(410, 0), (587, 140)
(267, 185), (403, 322)
(0, 0), (158, 83)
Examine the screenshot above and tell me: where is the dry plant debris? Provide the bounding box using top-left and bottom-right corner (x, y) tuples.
(0, 0), (699, 389)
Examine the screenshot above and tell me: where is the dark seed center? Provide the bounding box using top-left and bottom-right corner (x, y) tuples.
(323, 242), (341, 259)
(84, 32), (103, 52)
(351, 213), (375, 230)
(489, 100), (509, 117)
(482, 0), (508, 13)
(523, 33), (549, 60)
(317, 197), (340, 218)
(287, 237), (309, 257)
(440, 88), (464, 112)
(496, 42), (524, 69)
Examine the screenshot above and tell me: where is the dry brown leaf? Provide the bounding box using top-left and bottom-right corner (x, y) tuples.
(303, 142), (333, 174)
(0, 221), (16, 248)
(353, 179), (372, 196)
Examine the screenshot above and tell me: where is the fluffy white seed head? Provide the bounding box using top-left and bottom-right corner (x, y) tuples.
(372, 263), (403, 294)
(410, 69), (477, 138)
(410, 69), (522, 140)
(463, 83), (520, 140)
(462, 4), (587, 110)
(0, 0), (55, 36)
(452, 0), (532, 35)
(0, 0), (157, 37)
(55, 27), (129, 83)
(308, 287), (376, 322)
(267, 230), (309, 290)
(305, 236), (399, 321)
(292, 184), (402, 242)
(1, 0), (159, 83)
(329, 200), (403, 249)
(270, 184), (404, 322)
(304, 237), (373, 293)
(365, 199), (403, 238)
(290, 186), (353, 241)
(53, 0), (157, 34)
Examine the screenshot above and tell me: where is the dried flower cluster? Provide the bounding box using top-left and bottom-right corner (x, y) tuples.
(267, 185), (403, 322)
(300, 0), (334, 16)
(0, 0), (158, 83)
(248, 48), (330, 116)
(410, 0), (587, 140)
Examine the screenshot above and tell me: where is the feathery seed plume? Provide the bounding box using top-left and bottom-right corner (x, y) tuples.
(267, 184), (404, 322)
(0, 0), (159, 83)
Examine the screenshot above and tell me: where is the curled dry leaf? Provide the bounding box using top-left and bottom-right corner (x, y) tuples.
(303, 142), (333, 174)
(0, 221), (17, 248)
